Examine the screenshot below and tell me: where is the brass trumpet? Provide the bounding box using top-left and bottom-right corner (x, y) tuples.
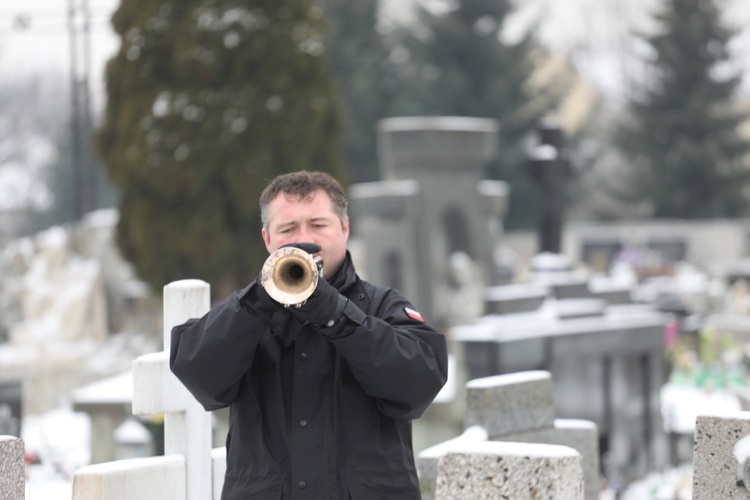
(261, 246), (323, 306)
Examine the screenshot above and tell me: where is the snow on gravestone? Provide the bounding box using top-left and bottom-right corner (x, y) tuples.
(72, 280), (225, 500)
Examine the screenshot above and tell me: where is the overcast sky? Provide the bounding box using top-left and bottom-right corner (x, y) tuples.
(0, 0), (119, 114)
(1, 0), (749, 110)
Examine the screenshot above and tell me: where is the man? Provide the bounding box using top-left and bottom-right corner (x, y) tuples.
(170, 170), (448, 499)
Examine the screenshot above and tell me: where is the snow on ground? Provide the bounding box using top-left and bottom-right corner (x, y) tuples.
(23, 407), (89, 499)
(26, 466), (73, 500)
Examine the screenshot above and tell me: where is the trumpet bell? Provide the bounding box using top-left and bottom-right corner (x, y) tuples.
(261, 246), (320, 305)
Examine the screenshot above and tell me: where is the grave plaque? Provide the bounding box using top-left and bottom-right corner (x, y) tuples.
(0, 381), (22, 437)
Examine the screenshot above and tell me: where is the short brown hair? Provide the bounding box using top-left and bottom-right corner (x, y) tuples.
(260, 171), (348, 229)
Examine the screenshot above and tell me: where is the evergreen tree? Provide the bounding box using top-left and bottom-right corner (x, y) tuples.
(313, 0), (386, 183)
(96, 0), (345, 295)
(615, 0), (750, 218)
(384, 0), (570, 229)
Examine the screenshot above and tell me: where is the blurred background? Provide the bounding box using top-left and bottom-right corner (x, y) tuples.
(2, 0), (750, 498)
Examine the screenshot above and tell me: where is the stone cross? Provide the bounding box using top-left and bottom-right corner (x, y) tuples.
(73, 280), (224, 500)
(527, 118), (572, 255)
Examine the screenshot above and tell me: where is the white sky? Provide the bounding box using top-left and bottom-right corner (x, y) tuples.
(1, 0), (749, 113)
(0, 0), (120, 113)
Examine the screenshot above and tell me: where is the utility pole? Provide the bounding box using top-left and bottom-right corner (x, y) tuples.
(68, 0), (95, 219)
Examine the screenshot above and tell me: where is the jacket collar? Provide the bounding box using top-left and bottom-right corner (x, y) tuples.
(327, 250), (358, 293)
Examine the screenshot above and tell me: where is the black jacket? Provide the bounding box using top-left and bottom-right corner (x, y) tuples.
(170, 253), (448, 499)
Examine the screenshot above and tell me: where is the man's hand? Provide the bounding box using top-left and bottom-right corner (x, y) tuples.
(242, 243), (322, 315)
(273, 243), (347, 328)
(287, 276), (348, 328)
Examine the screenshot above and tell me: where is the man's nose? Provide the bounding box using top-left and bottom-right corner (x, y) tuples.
(296, 225), (314, 243)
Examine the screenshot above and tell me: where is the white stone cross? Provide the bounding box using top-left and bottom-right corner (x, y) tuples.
(73, 280), (226, 500)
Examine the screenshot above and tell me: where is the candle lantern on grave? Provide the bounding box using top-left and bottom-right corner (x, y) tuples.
(527, 118), (573, 255)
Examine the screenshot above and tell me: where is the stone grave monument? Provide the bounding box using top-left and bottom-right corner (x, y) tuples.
(693, 411), (750, 498)
(72, 280), (226, 500)
(0, 435), (24, 500)
(527, 117), (573, 256)
(419, 370), (597, 500)
(349, 116), (509, 330)
(450, 255), (669, 490)
(0, 381), (21, 438)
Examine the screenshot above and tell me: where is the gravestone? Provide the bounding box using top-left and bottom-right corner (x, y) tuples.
(72, 371), (132, 464)
(451, 299), (668, 489)
(72, 280), (226, 500)
(692, 412), (750, 498)
(0, 436), (24, 500)
(435, 441), (584, 500)
(419, 371), (599, 500)
(581, 239), (623, 273)
(0, 381), (21, 437)
(349, 116), (508, 329)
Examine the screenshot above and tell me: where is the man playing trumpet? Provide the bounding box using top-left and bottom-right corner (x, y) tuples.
(170, 170), (448, 499)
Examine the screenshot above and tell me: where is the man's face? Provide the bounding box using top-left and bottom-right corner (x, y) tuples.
(262, 189), (349, 280)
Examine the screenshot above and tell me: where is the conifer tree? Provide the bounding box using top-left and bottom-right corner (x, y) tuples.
(385, 0), (569, 229)
(96, 0), (344, 295)
(615, 0), (750, 218)
(314, 0), (386, 183)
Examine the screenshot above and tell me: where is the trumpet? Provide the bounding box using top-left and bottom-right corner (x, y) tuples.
(261, 246), (323, 306)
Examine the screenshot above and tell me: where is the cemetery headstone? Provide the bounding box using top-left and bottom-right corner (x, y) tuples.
(349, 116), (507, 328)
(451, 302), (667, 491)
(419, 371), (599, 500)
(0, 435), (24, 500)
(73, 280), (224, 500)
(692, 412), (750, 499)
(435, 441), (584, 500)
(72, 371), (132, 464)
(0, 381), (21, 437)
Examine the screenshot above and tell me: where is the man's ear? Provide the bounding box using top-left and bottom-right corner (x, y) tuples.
(262, 227), (272, 252)
(342, 217), (350, 240)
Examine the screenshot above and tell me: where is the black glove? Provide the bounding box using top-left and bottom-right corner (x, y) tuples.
(273, 243), (348, 328)
(241, 243), (322, 315)
(287, 275), (348, 328)
(241, 280), (279, 318)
